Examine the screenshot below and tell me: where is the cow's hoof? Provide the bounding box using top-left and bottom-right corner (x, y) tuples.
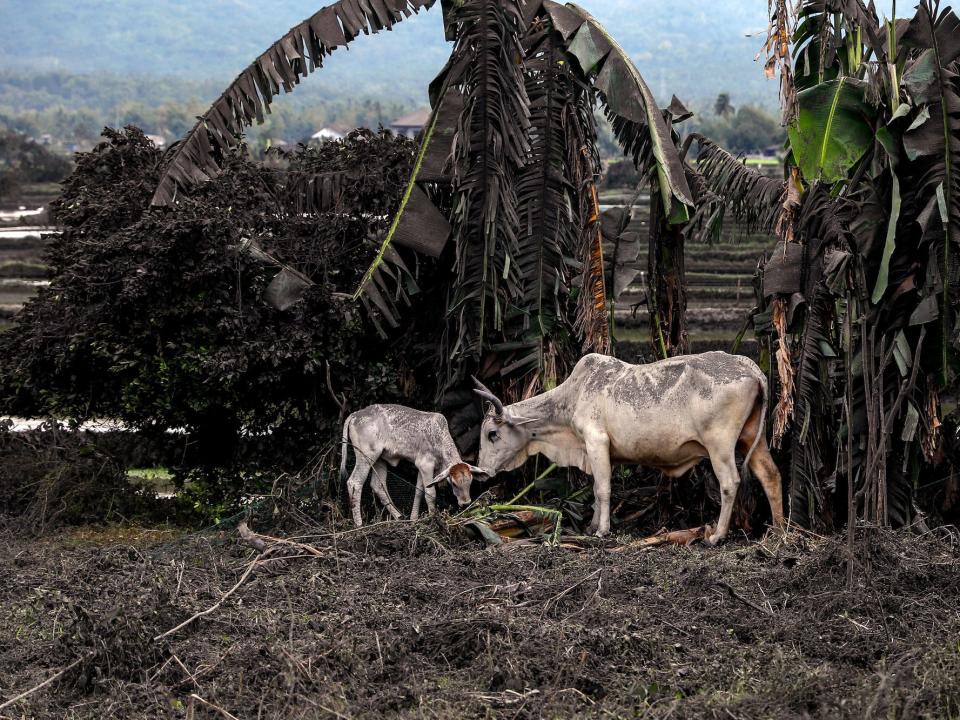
(593, 528), (610, 539)
(705, 533), (724, 547)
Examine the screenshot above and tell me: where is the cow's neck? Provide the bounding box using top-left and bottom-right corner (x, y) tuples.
(509, 387), (590, 473)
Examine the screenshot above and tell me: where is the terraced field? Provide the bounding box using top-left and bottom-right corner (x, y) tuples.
(0, 185), (777, 353)
(0, 227), (52, 331)
(601, 190), (776, 359)
(0, 186), (58, 330)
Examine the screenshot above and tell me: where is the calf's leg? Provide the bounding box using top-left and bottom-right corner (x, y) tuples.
(370, 459), (402, 520)
(413, 459), (437, 518)
(424, 483), (438, 515)
(410, 477), (425, 521)
(707, 453), (741, 546)
(346, 455), (373, 527)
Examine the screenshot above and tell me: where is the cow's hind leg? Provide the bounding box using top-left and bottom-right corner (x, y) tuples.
(346, 454), (373, 527)
(748, 444), (784, 530)
(369, 459), (402, 521)
(738, 402), (785, 531)
(706, 453), (740, 546)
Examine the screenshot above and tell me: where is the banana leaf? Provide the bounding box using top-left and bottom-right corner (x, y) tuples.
(787, 77), (877, 183)
(151, 0), (436, 206)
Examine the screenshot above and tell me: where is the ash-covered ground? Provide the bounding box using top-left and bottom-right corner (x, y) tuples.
(1, 516), (959, 719)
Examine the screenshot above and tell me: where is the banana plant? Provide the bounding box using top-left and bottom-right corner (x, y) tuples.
(150, 0), (696, 409)
(686, 0), (960, 530)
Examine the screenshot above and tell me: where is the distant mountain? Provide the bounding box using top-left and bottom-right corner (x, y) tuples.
(1, 0), (901, 107)
(1, 0), (786, 107)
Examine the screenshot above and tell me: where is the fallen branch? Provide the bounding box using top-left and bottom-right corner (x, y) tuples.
(154, 552), (264, 642)
(0, 655), (86, 712)
(188, 693), (242, 720)
(620, 525), (712, 549)
(238, 521), (325, 557)
(718, 580), (774, 616)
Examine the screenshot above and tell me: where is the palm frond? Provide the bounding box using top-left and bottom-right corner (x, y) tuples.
(151, 0), (436, 206)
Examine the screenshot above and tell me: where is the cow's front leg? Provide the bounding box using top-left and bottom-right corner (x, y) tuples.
(410, 476), (425, 521)
(415, 459), (438, 517)
(706, 453), (741, 546)
(585, 434), (613, 537)
(587, 496), (601, 535)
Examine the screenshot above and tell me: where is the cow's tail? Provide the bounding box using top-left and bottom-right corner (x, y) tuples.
(740, 369), (768, 480)
(339, 414), (353, 482)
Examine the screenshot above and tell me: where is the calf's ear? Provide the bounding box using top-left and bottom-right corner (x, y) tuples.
(426, 466), (452, 488)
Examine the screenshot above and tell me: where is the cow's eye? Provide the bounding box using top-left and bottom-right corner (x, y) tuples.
(487, 430), (500, 442)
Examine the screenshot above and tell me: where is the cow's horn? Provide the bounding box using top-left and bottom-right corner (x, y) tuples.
(471, 376), (504, 416)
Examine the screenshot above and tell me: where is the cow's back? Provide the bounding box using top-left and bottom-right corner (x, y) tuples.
(349, 404), (448, 457)
(565, 352), (762, 465)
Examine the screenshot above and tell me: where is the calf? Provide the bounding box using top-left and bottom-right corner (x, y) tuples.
(339, 404), (483, 526)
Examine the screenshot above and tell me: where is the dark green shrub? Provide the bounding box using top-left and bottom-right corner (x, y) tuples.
(0, 127), (444, 508)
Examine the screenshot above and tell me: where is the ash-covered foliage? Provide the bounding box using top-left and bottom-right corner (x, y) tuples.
(0, 127), (443, 503)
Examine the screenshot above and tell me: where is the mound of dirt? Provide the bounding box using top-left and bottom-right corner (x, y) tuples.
(0, 422), (175, 534)
(1, 517), (959, 719)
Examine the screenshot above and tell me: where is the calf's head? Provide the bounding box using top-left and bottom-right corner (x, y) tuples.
(473, 378), (538, 475)
(428, 462), (484, 507)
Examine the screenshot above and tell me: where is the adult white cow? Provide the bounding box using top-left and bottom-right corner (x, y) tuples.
(473, 352), (784, 545)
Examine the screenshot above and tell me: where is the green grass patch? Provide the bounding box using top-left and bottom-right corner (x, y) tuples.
(126, 467), (175, 494)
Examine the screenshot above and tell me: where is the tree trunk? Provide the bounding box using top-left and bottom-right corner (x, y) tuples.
(647, 181), (689, 357)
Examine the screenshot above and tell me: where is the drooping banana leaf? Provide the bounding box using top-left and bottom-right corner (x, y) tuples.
(446, 0), (532, 366)
(150, 0), (436, 206)
(901, 2), (960, 270)
(599, 206), (640, 301)
(686, 133), (786, 234)
(542, 1), (694, 224)
(787, 77), (877, 183)
(793, 0), (886, 89)
(350, 71), (464, 320)
(504, 17), (593, 381)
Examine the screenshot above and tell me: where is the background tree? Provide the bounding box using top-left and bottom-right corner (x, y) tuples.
(714, 92), (734, 118)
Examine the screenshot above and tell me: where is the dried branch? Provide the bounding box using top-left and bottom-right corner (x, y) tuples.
(0, 656), (87, 712)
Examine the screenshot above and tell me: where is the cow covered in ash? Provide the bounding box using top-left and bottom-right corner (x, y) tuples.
(473, 352), (784, 545)
(340, 404), (483, 526)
